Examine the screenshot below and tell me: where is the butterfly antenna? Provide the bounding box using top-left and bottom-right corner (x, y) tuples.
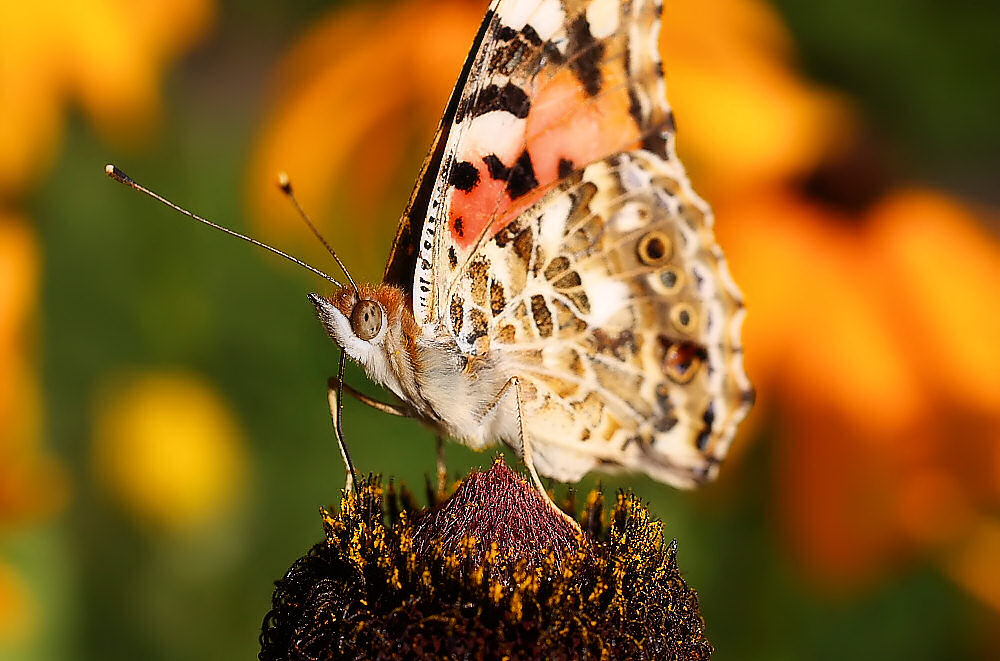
(105, 164), (343, 288)
(276, 173), (359, 295)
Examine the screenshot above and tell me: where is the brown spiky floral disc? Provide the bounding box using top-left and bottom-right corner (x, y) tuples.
(259, 459), (712, 661)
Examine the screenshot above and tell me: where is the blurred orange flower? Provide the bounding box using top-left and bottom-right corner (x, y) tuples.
(719, 188), (1000, 589)
(0, 0), (214, 198)
(661, 0), (853, 198)
(0, 215), (66, 529)
(1, 2), (215, 645)
(0, 214), (62, 651)
(249, 0), (484, 279)
(249, 0), (1000, 607)
(92, 371), (249, 534)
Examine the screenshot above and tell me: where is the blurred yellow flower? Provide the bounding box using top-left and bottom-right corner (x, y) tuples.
(92, 372), (248, 534)
(0, 0), (214, 197)
(0, 559), (35, 645)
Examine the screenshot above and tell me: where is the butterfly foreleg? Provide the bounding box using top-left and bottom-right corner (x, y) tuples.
(481, 377), (580, 531)
(326, 355), (358, 493)
(327, 376), (412, 417)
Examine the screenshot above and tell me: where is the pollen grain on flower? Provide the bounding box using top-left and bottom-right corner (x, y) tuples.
(260, 462), (713, 661)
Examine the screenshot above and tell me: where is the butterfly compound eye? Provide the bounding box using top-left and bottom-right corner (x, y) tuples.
(350, 300), (383, 341)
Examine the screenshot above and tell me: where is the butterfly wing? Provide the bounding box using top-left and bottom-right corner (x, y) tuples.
(392, 0), (752, 485)
(448, 150), (753, 485)
(384, 0), (675, 322)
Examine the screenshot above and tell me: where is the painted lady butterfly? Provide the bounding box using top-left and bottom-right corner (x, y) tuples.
(108, 0), (754, 508)
(310, 0), (754, 496)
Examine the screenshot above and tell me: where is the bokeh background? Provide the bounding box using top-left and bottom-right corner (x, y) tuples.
(2, 0), (999, 659)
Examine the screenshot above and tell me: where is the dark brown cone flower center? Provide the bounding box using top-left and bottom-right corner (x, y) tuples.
(259, 458), (713, 661)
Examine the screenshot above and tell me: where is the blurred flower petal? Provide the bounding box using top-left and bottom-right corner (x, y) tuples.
(945, 517), (1000, 614)
(0, 560), (35, 644)
(0, 0), (214, 197)
(777, 414), (903, 587)
(92, 371), (248, 534)
(718, 192), (926, 435)
(0, 215), (66, 527)
(248, 0), (481, 279)
(662, 0), (854, 197)
(869, 190), (1000, 414)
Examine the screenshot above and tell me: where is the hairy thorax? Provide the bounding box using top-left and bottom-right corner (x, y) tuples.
(412, 325), (518, 450)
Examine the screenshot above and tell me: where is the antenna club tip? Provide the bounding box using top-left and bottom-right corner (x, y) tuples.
(105, 163), (133, 185)
(276, 171), (292, 194)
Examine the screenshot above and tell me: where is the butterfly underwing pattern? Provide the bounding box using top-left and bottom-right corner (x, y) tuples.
(311, 0), (754, 489)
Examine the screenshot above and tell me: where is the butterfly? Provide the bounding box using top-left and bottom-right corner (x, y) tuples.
(308, 0), (754, 496)
(107, 0), (753, 507)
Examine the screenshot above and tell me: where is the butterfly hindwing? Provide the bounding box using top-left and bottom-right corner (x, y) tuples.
(447, 150), (752, 484)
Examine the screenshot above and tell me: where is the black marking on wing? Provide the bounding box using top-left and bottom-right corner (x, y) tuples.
(567, 15), (604, 96)
(483, 154), (509, 180)
(468, 82), (531, 119)
(506, 150), (539, 199)
(696, 402), (715, 452)
(449, 161), (480, 192)
(483, 149), (540, 199)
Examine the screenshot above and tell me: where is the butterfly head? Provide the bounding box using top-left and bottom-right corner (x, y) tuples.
(308, 285), (418, 392)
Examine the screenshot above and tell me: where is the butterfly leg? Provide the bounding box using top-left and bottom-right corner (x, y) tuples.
(326, 352), (358, 493)
(484, 377), (580, 531)
(327, 377), (411, 417)
(435, 436), (447, 496)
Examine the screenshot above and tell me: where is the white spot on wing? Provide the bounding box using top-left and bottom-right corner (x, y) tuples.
(459, 110), (526, 163)
(586, 279), (629, 326)
(611, 201), (646, 232)
(586, 0), (619, 39)
(499, 0), (563, 41)
(499, 0), (538, 30)
(531, 0), (565, 41)
(538, 191), (572, 254)
(620, 155), (652, 192)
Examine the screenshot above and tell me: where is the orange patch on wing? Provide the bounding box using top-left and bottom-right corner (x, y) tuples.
(450, 174), (549, 252)
(449, 173), (508, 250)
(526, 66), (639, 184)
(447, 66), (639, 254)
